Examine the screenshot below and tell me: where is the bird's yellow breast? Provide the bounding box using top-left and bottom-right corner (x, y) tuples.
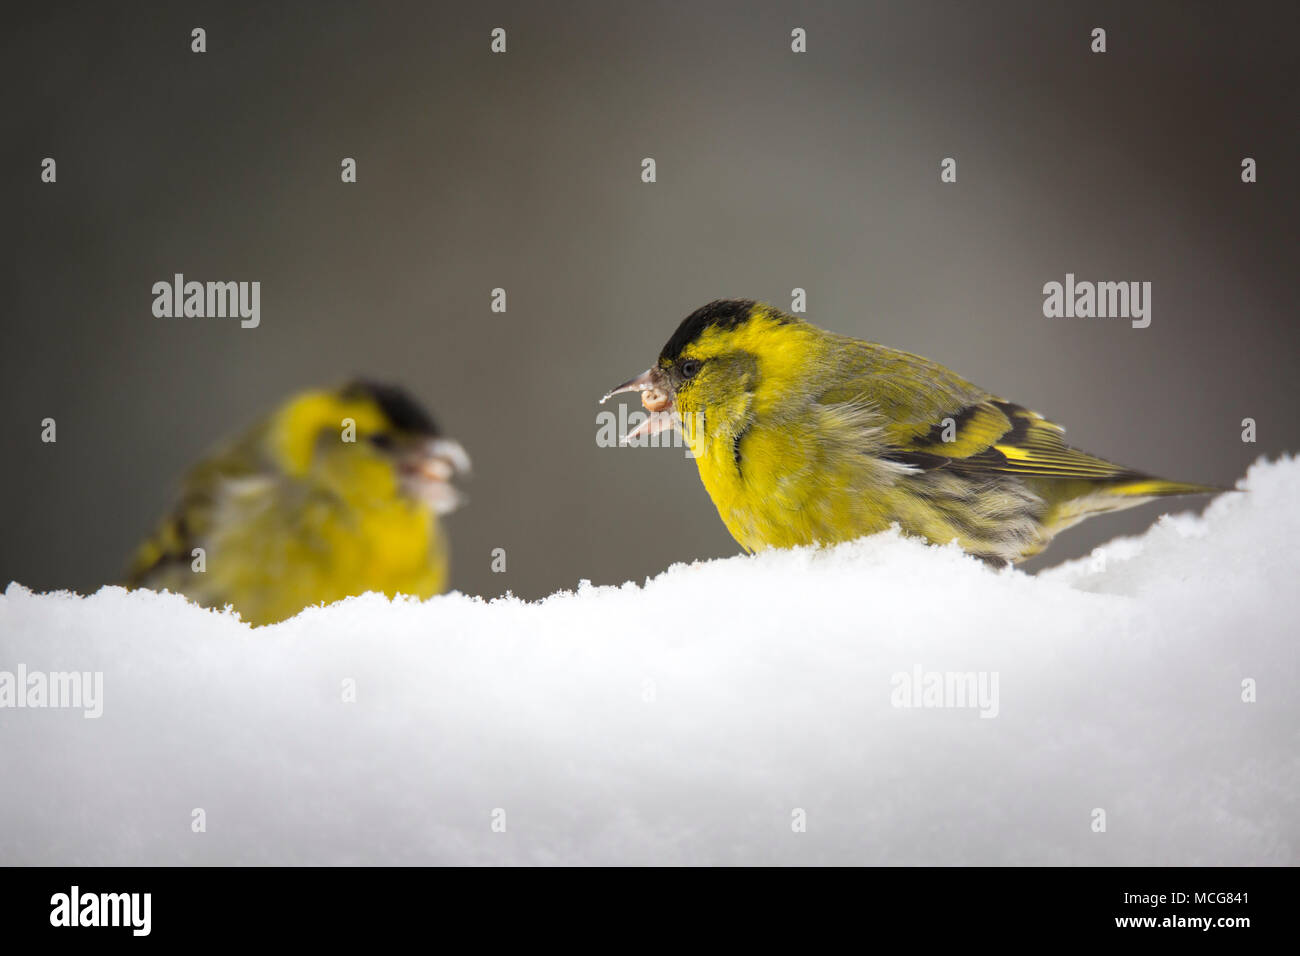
(204, 461), (447, 626)
(677, 315), (905, 552)
(690, 415), (899, 553)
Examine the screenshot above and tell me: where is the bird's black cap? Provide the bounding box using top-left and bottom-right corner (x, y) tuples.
(658, 299), (759, 363)
(341, 380), (440, 436)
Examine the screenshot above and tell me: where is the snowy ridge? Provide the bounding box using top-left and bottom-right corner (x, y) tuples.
(1, 458), (1296, 864)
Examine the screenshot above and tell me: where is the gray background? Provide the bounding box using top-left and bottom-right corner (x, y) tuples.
(3, 0), (1297, 602)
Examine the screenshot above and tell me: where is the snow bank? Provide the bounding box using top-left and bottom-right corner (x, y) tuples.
(2, 459), (1297, 865)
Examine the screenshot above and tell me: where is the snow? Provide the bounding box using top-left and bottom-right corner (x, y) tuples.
(1, 458), (1296, 865)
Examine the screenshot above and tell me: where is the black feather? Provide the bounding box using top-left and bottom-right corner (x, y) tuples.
(341, 380), (440, 436)
(659, 299), (759, 363)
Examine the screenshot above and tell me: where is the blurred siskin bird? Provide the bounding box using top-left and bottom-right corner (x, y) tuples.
(602, 299), (1223, 564)
(127, 381), (470, 625)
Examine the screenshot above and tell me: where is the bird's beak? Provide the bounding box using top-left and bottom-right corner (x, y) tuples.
(601, 367), (661, 402)
(400, 437), (471, 514)
(600, 367), (679, 444)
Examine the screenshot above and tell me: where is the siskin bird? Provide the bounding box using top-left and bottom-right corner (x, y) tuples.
(602, 299), (1223, 564)
(127, 380), (470, 625)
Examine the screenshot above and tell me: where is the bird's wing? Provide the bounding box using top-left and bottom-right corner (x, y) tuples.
(880, 398), (1139, 480)
(816, 340), (1138, 481)
(125, 433), (270, 586)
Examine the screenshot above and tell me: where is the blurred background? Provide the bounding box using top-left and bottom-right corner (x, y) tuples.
(3, 0), (1297, 602)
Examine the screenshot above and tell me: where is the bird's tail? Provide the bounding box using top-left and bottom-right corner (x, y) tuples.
(1104, 476), (1231, 499)
(1039, 473), (1229, 542)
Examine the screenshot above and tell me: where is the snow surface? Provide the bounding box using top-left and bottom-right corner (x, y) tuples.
(1, 458), (1297, 865)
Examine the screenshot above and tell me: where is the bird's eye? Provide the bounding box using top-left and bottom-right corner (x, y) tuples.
(680, 359), (702, 379)
(367, 433), (395, 450)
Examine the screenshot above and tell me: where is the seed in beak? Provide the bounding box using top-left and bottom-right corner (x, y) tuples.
(641, 387), (672, 413)
(424, 437), (472, 478)
(601, 368), (659, 404)
(397, 438), (471, 514)
(601, 367), (680, 445)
